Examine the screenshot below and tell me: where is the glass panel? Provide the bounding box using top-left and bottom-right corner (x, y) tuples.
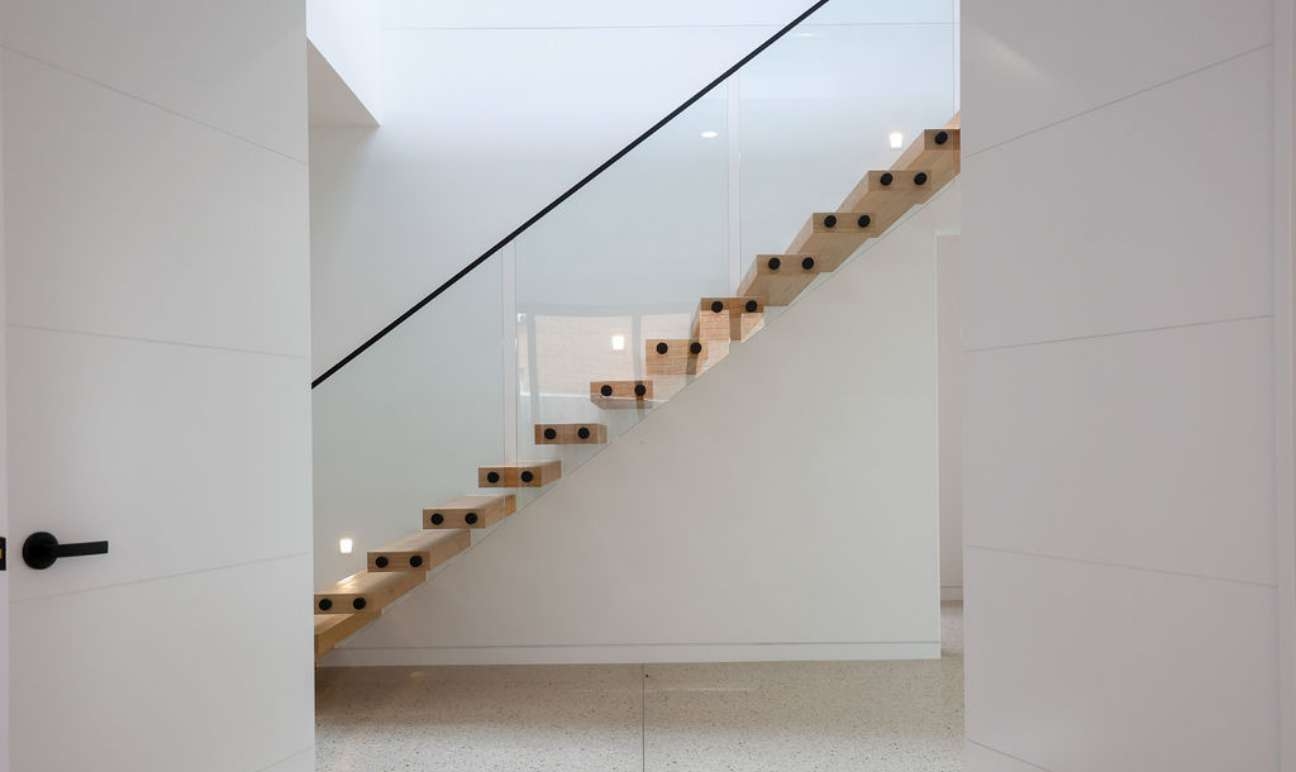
(513, 84), (731, 483)
(312, 263), (507, 587)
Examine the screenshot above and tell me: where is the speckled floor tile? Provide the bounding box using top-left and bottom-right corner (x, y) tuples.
(642, 603), (964, 771)
(315, 664), (644, 771)
(316, 604), (964, 772)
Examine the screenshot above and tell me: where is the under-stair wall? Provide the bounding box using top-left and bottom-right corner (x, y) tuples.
(319, 180), (958, 666)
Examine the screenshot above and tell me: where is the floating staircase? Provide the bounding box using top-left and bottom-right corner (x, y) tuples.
(312, 121), (961, 661)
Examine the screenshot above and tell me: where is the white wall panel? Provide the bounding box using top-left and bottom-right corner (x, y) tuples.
(2, 2), (313, 767)
(10, 554), (314, 772)
(962, 0), (1271, 153)
(0, 0), (307, 159)
(962, 0), (1282, 767)
(966, 318), (1275, 585)
(0, 43), (8, 772)
(3, 52), (309, 356)
(966, 549), (1277, 772)
(963, 47), (1272, 350)
(8, 328), (311, 600)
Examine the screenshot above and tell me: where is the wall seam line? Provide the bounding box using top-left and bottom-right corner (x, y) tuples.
(8, 322), (309, 362)
(968, 313), (1273, 354)
(336, 640), (943, 651)
(13, 549), (311, 604)
(254, 744), (314, 772)
(965, 739), (1055, 771)
(381, 21), (956, 32)
(965, 41), (1274, 160)
(967, 544), (1279, 589)
(0, 43), (308, 166)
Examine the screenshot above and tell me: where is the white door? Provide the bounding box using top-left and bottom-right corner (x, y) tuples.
(1, 2), (314, 770)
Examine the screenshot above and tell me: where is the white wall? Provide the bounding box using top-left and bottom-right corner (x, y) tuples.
(1, 2), (313, 770)
(962, 1), (1281, 769)
(0, 41), (8, 772)
(323, 182), (957, 666)
(307, 0), (382, 126)
(938, 234), (963, 600)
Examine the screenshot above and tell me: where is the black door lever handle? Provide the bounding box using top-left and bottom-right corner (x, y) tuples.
(22, 531), (109, 570)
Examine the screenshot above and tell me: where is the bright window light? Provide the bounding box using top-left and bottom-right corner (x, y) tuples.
(338, 537), (353, 555)
(700, 130), (720, 139)
(611, 335), (626, 351)
(889, 131), (904, 150)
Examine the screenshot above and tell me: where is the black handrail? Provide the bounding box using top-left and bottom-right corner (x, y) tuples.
(312, 0), (833, 389)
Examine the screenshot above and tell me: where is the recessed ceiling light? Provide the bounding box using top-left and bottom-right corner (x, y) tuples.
(700, 130), (720, 139)
(611, 334), (626, 351)
(889, 131), (904, 150)
(338, 537), (353, 555)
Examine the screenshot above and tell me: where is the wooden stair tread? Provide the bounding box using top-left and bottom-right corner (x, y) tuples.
(691, 297), (764, 342)
(589, 380), (657, 409)
(315, 611), (377, 659)
(645, 338), (710, 375)
(786, 212), (886, 271)
(315, 569), (424, 614)
(479, 460), (562, 487)
(534, 423), (608, 445)
(892, 128), (960, 189)
(424, 494), (517, 529)
(737, 253), (827, 306)
(840, 169), (936, 217)
(368, 529), (470, 572)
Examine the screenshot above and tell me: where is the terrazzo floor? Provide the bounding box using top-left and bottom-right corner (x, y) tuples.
(315, 602), (964, 771)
